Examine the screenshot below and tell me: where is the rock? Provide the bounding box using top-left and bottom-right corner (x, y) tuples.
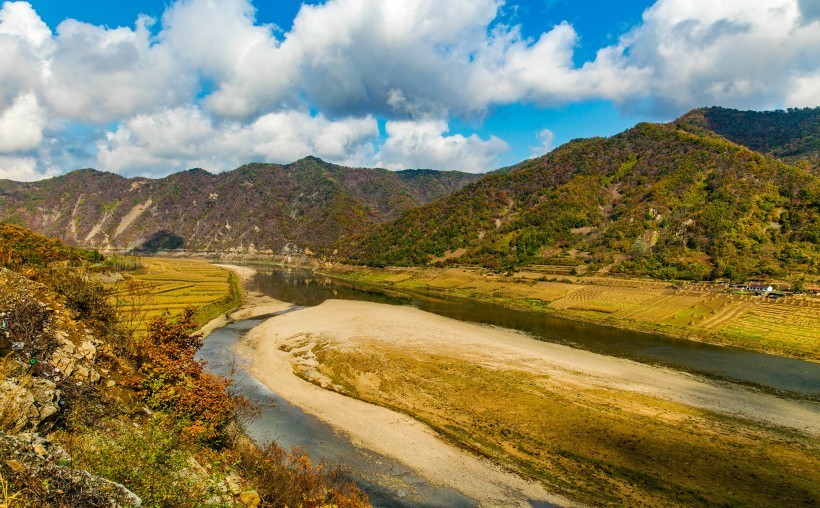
(74, 366), (90, 380)
(225, 471), (243, 494)
(77, 340), (96, 360)
(106, 380), (116, 388)
(238, 490), (261, 507)
(0, 432), (142, 507)
(0, 379), (37, 433)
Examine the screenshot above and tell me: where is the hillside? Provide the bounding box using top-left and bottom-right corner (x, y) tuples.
(340, 120), (819, 281)
(677, 106), (820, 172)
(0, 226), (369, 507)
(0, 157), (480, 254)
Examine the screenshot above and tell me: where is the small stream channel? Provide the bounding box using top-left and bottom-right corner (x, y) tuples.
(198, 266), (819, 507)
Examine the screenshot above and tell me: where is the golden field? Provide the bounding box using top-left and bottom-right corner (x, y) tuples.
(109, 257), (242, 336)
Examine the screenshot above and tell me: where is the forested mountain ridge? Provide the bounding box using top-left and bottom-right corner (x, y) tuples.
(676, 106), (820, 173)
(0, 157), (481, 254)
(339, 117), (819, 281)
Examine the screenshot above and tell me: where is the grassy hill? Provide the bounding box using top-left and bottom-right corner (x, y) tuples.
(340, 119), (819, 281)
(0, 157), (480, 255)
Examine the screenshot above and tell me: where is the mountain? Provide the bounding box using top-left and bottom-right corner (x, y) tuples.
(340, 114), (819, 281)
(0, 157), (481, 254)
(676, 106), (820, 172)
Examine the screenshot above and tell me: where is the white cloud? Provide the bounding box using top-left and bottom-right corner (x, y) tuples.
(0, 0), (818, 181)
(0, 154), (56, 181)
(787, 73), (820, 108)
(0, 92), (44, 152)
(530, 128), (555, 158)
(376, 119), (508, 172)
(42, 16), (196, 122)
(95, 107), (379, 176)
(617, 0), (820, 114)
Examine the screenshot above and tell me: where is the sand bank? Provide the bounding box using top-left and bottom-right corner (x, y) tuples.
(244, 306), (578, 507)
(200, 264), (293, 337)
(245, 300), (820, 505)
(249, 300), (819, 437)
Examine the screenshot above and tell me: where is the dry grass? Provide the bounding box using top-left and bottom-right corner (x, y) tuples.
(0, 473), (28, 508)
(330, 266), (820, 360)
(313, 344), (820, 507)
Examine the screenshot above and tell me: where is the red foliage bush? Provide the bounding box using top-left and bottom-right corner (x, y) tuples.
(136, 307), (238, 445)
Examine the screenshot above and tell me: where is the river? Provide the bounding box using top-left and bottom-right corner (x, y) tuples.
(198, 266), (819, 507)
(248, 267), (820, 397)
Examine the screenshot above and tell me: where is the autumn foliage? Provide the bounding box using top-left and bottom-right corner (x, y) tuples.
(0, 222), (102, 267)
(135, 307), (236, 445)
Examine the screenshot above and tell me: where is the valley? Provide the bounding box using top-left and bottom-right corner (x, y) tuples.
(1, 105), (818, 507)
(207, 264), (820, 507)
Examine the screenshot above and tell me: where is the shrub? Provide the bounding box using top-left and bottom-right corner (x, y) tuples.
(136, 308), (238, 445)
(229, 438), (369, 508)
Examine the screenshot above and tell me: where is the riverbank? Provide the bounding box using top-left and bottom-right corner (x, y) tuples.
(201, 264), (293, 332)
(323, 265), (820, 362)
(245, 298), (820, 507)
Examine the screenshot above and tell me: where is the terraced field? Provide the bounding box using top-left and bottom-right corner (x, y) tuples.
(110, 257), (242, 336)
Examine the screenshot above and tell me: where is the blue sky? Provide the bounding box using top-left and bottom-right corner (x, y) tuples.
(1, 0), (817, 180)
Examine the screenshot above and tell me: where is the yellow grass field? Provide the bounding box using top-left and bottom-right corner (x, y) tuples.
(109, 257), (241, 336)
(328, 266), (820, 361)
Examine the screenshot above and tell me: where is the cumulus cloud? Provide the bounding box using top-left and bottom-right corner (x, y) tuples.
(0, 154), (56, 181)
(96, 107), (379, 176)
(0, 92), (44, 152)
(375, 119), (508, 172)
(0, 0), (818, 180)
(787, 73), (820, 107)
(618, 0), (820, 114)
(42, 16), (196, 122)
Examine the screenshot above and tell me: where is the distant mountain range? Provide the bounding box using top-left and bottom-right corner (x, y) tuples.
(0, 157), (480, 254)
(1, 106), (817, 280)
(340, 107), (819, 280)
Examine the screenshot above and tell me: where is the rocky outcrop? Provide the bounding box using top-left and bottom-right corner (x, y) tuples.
(0, 375), (61, 433)
(0, 431), (142, 507)
(49, 333), (102, 384)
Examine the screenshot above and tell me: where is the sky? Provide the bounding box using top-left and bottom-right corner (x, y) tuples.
(0, 0), (818, 180)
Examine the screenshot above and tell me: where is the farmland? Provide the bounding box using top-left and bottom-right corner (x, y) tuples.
(110, 257), (242, 336)
(327, 266), (820, 361)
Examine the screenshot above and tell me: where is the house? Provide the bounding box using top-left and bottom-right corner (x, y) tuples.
(806, 287), (820, 295)
(729, 283), (748, 291)
(748, 283), (773, 293)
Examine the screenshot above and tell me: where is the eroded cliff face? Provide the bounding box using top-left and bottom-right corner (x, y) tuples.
(0, 158), (481, 255)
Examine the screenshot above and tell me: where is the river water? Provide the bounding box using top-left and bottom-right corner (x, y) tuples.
(198, 266), (819, 507)
(248, 267), (820, 398)
(197, 315), (480, 508)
